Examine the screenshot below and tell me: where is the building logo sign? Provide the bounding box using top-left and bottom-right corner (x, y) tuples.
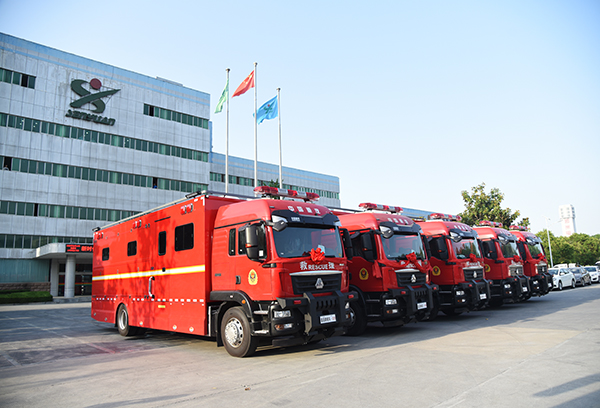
(66, 78), (120, 126)
(66, 244), (93, 253)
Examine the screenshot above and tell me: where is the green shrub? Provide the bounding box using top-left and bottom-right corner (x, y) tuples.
(0, 291), (53, 304)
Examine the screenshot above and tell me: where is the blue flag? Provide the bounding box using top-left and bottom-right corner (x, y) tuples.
(255, 95), (278, 124)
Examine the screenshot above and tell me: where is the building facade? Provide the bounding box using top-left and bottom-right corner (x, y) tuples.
(559, 204), (576, 237)
(0, 33), (340, 296)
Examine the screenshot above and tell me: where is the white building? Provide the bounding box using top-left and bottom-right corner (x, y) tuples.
(559, 204), (576, 237)
(0, 33), (340, 296)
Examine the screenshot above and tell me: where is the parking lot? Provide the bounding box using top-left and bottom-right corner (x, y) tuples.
(1, 284), (599, 408)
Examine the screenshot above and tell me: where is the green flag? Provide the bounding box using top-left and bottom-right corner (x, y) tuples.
(215, 79), (229, 114)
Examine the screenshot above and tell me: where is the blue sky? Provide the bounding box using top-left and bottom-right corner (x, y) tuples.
(1, 0), (598, 236)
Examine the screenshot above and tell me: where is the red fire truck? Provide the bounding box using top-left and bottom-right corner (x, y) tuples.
(334, 203), (437, 335)
(474, 221), (531, 306)
(91, 187), (356, 357)
(416, 214), (490, 317)
(509, 227), (552, 295)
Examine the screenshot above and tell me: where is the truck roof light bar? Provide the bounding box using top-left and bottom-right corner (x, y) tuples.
(358, 202), (403, 214)
(479, 220), (503, 227)
(428, 213), (462, 222)
(253, 186), (319, 202)
(509, 225), (528, 231)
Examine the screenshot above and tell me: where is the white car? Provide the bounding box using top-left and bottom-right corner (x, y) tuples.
(548, 267), (576, 290)
(583, 266), (599, 283)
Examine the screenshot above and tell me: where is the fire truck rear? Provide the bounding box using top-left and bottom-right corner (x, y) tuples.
(92, 187), (356, 357)
(335, 203), (436, 335)
(474, 221), (531, 305)
(417, 213), (490, 317)
(509, 227), (553, 295)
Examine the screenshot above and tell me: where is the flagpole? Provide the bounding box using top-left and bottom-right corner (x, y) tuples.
(277, 88), (282, 189)
(253, 62), (258, 188)
(225, 68), (230, 193)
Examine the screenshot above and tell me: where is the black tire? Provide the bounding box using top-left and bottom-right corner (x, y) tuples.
(345, 301), (367, 336)
(117, 304), (138, 336)
(572, 280), (576, 288)
(221, 307), (258, 358)
(558, 281), (563, 291)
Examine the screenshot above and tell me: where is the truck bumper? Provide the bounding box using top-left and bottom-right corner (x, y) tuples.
(465, 280), (490, 310)
(388, 283), (437, 322)
(271, 290), (357, 346)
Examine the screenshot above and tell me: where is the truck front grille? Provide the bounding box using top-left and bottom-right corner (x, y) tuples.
(464, 268), (484, 280)
(396, 271), (427, 286)
(291, 273), (342, 295)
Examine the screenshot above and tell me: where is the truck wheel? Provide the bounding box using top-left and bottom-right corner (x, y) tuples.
(117, 304), (138, 336)
(221, 307), (258, 358)
(345, 301), (367, 336)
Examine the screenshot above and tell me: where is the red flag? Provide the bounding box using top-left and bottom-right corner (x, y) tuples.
(232, 70), (255, 97)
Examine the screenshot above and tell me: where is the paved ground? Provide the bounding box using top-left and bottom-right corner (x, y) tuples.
(0, 284), (599, 408)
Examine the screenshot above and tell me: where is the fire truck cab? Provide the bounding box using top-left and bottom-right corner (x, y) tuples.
(509, 227), (552, 295)
(92, 187), (356, 357)
(417, 213), (490, 317)
(335, 203), (436, 335)
(474, 221), (530, 305)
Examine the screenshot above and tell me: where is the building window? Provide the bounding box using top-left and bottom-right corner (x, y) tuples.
(0, 67), (35, 89)
(143, 103), (209, 129)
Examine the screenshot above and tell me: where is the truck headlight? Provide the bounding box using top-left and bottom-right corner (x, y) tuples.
(456, 290), (465, 296)
(273, 310), (291, 319)
(385, 299), (398, 305)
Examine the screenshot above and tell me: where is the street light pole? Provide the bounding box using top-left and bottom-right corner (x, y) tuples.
(543, 216), (554, 267)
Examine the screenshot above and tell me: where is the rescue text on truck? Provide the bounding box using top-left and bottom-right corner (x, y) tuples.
(91, 187), (357, 357)
(475, 221), (531, 306)
(335, 202), (437, 335)
(417, 213), (491, 317)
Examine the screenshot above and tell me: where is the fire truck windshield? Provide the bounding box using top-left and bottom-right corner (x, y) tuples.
(527, 242), (544, 258)
(273, 226), (343, 258)
(381, 233), (426, 260)
(500, 241), (520, 258)
(451, 238), (481, 259)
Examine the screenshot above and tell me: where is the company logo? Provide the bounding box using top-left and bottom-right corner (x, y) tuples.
(66, 78), (120, 126)
(248, 269), (258, 285)
(315, 278), (324, 290)
(432, 266), (441, 276)
(359, 268), (369, 280)
(411, 274), (417, 283)
(473, 271), (478, 279)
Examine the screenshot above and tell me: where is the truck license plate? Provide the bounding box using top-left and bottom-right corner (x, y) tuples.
(417, 302), (427, 310)
(522, 287), (528, 292)
(479, 293), (487, 300)
(320, 314), (336, 324)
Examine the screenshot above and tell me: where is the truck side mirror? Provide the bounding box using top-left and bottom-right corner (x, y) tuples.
(243, 224), (259, 261)
(361, 233), (375, 262)
(341, 228), (353, 260)
(429, 236), (448, 260)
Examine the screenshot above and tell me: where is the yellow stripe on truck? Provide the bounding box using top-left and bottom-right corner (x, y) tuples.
(92, 265), (205, 281)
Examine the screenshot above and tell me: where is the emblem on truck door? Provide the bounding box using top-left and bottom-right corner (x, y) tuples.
(315, 278), (324, 290)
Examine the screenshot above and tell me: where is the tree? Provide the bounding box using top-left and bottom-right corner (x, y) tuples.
(459, 183), (522, 228)
(537, 230), (600, 266)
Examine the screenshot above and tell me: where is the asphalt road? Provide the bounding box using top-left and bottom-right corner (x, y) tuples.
(1, 284), (599, 408)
